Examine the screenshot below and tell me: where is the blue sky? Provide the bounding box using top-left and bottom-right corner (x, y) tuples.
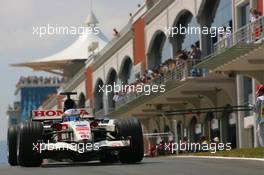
(0, 0), (143, 140)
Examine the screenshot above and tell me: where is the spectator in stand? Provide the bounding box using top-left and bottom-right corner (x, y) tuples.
(113, 92), (119, 103)
(190, 44), (201, 65)
(52, 77), (56, 84)
(218, 30), (225, 49)
(250, 8), (258, 23)
(146, 69), (153, 79)
(189, 45), (202, 77)
(171, 59), (177, 70)
(167, 59), (174, 72)
(40, 76), (43, 84)
(140, 74), (147, 84)
(117, 45), (204, 101)
(159, 64), (164, 75)
(163, 62), (169, 74)
(177, 50), (188, 61)
(223, 26), (232, 48)
(249, 8), (260, 41)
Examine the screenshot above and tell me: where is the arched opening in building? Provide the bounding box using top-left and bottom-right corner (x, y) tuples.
(198, 0), (232, 56)
(94, 78), (104, 112)
(78, 92), (86, 108)
(164, 125), (171, 142)
(106, 69), (117, 109)
(221, 104), (237, 148)
(161, 38), (173, 63)
(189, 116), (199, 143)
(164, 125), (170, 133)
(147, 31), (169, 70)
(177, 121), (183, 142)
(204, 111), (214, 141)
(119, 56), (133, 85)
(211, 117), (220, 141)
(170, 10), (199, 57)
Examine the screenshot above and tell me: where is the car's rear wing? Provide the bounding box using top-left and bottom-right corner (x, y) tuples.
(32, 109), (94, 121)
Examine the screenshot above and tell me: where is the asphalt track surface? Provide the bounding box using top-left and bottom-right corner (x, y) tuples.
(0, 157), (263, 175)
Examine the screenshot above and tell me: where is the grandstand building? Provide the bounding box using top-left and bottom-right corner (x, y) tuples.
(7, 76), (63, 125)
(13, 0), (264, 149)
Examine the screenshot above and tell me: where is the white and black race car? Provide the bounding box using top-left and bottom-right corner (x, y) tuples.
(7, 92), (144, 167)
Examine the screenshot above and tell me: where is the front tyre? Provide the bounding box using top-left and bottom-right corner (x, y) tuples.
(17, 121), (43, 167)
(117, 118), (144, 163)
(7, 125), (18, 166)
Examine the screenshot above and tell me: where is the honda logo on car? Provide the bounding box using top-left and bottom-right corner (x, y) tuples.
(76, 126), (89, 131)
(32, 109), (89, 117)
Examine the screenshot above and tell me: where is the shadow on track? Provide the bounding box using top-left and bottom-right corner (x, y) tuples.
(41, 160), (161, 168)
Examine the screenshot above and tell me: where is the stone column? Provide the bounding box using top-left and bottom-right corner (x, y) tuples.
(199, 15), (213, 57)
(236, 75), (245, 148)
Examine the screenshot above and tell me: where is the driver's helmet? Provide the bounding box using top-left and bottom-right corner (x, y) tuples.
(63, 109), (80, 122)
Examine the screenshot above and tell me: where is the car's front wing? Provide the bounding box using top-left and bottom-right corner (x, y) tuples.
(38, 140), (130, 154)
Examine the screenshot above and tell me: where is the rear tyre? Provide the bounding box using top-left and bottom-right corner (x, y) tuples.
(117, 118), (144, 163)
(7, 125), (18, 166)
(17, 121), (43, 167)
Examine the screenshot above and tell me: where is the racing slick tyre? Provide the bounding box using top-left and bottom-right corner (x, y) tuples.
(7, 125), (18, 166)
(17, 121), (43, 167)
(117, 118), (144, 163)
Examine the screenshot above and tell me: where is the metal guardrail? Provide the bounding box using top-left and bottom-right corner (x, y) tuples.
(213, 15), (264, 56)
(97, 23), (132, 58)
(60, 67), (86, 93)
(114, 63), (188, 109)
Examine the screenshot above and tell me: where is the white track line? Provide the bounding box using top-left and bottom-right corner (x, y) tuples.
(171, 155), (264, 162)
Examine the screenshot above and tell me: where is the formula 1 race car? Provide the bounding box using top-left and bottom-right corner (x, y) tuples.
(7, 92), (144, 167)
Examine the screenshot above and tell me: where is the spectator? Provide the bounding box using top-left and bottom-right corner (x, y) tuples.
(147, 69), (153, 79)
(163, 62), (169, 74)
(113, 92), (119, 102)
(250, 8), (258, 23)
(223, 26), (232, 48)
(218, 30), (225, 49)
(190, 45), (201, 65)
(249, 8), (260, 41)
(177, 50), (188, 60)
(114, 44), (205, 103)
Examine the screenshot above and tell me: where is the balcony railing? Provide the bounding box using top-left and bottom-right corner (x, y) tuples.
(114, 62), (189, 110)
(97, 23), (132, 59)
(213, 15), (264, 57)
